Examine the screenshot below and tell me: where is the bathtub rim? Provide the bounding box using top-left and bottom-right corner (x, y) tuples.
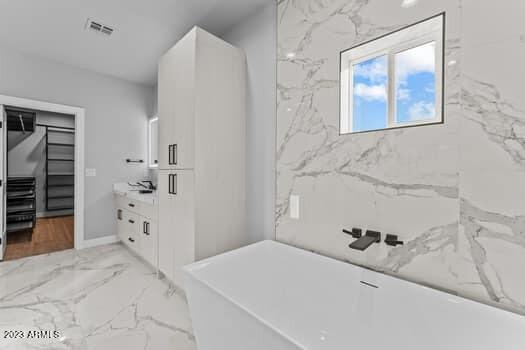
(183, 240), (525, 320)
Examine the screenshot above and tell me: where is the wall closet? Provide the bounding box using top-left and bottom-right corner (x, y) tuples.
(157, 27), (247, 287)
(1, 106), (75, 260)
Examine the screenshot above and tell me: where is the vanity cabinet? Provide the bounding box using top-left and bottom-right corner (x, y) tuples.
(157, 27), (246, 288)
(115, 195), (158, 268)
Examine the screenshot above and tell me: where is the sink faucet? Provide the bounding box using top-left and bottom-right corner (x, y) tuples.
(141, 181), (156, 190)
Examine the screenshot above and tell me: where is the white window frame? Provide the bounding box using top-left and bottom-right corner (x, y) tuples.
(340, 13), (444, 134)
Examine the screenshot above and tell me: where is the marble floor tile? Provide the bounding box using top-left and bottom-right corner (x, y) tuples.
(0, 243), (196, 350)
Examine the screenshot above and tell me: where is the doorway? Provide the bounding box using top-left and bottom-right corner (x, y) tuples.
(0, 95), (85, 261)
(4, 107), (75, 260)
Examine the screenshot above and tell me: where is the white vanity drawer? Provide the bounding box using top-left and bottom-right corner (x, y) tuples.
(122, 211), (140, 253)
(116, 196), (141, 214)
(115, 194), (156, 219)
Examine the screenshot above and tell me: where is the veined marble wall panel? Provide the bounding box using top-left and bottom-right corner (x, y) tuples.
(277, 0), (525, 313)
(458, 0), (525, 312)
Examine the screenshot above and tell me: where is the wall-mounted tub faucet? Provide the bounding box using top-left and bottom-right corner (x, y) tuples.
(344, 228), (403, 250)
(348, 230), (381, 251)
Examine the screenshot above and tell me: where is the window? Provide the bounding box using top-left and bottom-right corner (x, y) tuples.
(340, 14), (444, 134)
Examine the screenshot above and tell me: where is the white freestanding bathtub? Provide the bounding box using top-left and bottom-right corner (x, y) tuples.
(183, 240), (525, 350)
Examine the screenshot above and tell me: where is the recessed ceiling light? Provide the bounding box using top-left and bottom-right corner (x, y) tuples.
(401, 0), (419, 8)
(448, 60), (457, 66)
(286, 52), (296, 59)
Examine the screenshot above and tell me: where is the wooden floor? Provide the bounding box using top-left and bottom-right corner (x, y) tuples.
(4, 215), (74, 261)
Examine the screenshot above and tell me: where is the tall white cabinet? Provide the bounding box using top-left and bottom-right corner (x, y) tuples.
(158, 27), (246, 287)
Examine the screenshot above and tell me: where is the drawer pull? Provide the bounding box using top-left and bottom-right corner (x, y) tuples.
(117, 209), (122, 220)
(128, 219), (135, 224)
(128, 203), (135, 208)
(128, 237), (135, 243)
(143, 221), (150, 236)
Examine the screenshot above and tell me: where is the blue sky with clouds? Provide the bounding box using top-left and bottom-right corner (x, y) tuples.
(352, 42), (436, 132)
(352, 55), (388, 132)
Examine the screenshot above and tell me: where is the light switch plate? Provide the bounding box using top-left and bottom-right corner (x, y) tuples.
(290, 195), (300, 219)
(85, 168), (96, 177)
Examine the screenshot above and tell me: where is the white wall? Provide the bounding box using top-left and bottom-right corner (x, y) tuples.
(0, 47), (155, 240)
(221, 2), (277, 243)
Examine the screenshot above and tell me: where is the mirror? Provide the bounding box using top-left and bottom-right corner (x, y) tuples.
(148, 117), (158, 168)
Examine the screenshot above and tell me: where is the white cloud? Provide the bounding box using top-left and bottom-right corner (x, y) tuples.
(424, 84), (435, 94)
(408, 101), (435, 121)
(354, 83), (387, 102)
(397, 88), (410, 101)
(396, 42), (435, 85)
(353, 57), (387, 83)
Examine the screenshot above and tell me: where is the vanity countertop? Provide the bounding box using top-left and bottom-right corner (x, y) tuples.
(113, 183), (157, 206)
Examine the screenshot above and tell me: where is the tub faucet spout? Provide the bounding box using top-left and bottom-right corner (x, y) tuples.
(349, 230), (381, 251)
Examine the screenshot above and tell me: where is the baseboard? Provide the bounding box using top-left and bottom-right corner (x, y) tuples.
(37, 211), (74, 218)
(78, 235), (119, 249)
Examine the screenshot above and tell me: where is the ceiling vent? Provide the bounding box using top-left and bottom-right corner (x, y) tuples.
(85, 18), (114, 36)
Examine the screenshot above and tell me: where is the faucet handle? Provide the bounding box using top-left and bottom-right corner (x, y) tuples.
(385, 234), (404, 246)
(342, 228), (362, 238)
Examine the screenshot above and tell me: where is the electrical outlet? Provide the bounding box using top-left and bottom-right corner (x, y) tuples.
(85, 168), (97, 177)
(290, 195), (300, 219)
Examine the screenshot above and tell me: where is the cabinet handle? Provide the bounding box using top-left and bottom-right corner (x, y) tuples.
(128, 203), (135, 208)
(117, 209), (122, 220)
(168, 174), (177, 195)
(128, 237), (135, 243)
(144, 221), (150, 236)
(169, 144), (178, 165)
(128, 219), (135, 224)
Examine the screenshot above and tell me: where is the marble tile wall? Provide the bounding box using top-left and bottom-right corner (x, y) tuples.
(276, 0), (525, 313)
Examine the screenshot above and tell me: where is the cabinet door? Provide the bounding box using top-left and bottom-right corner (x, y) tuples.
(157, 31), (196, 170)
(0, 106), (5, 261)
(158, 171), (175, 279)
(158, 170), (195, 285)
(157, 58), (175, 170)
(139, 217), (157, 268)
(116, 208), (126, 241)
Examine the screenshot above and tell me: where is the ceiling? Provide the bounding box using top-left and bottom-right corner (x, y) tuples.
(0, 0), (271, 85)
